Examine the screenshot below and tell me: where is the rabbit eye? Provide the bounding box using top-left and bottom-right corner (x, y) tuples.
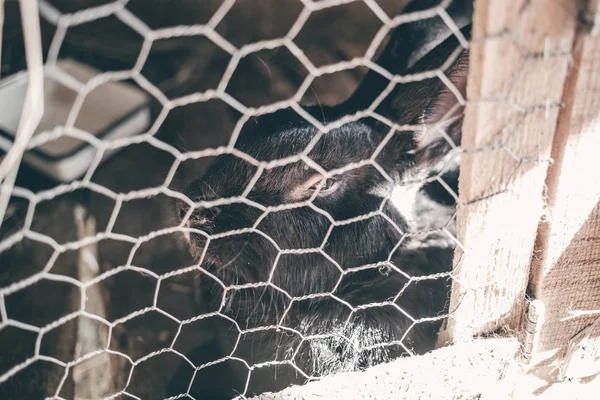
(310, 178), (339, 196)
(289, 174), (340, 201)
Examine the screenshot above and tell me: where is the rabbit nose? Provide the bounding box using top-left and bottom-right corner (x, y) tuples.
(188, 206), (221, 227)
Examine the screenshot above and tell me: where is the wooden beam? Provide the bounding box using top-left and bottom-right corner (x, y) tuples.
(439, 0), (578, 343)
(526, 0), (600, 379)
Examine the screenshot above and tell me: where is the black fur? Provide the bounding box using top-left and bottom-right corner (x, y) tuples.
(172, 1), (473, 397)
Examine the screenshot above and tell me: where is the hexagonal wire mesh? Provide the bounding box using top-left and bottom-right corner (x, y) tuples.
(0, 0), (483, 398)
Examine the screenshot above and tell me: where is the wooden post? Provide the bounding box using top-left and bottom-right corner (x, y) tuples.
(526, 0), (600, 381)
(439, 0), (578, 343)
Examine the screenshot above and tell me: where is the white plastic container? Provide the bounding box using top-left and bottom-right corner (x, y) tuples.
(0, 59), (152, 182)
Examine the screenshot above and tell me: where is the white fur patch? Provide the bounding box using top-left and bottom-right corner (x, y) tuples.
(389, 183), (422, 226)
(370, 179), (423, 230)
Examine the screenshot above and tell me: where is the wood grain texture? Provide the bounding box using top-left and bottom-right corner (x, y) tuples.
(439, 0), (578, 343)
(527, 0), (600, 375)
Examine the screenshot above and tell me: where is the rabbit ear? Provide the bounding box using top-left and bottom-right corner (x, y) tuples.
(414, 49), (469, 160)
(372, 44), (469, 170)
(340, 0), (472, 114)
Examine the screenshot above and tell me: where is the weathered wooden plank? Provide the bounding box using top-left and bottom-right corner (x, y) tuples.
(526, 0), (600, 380)
(439, 0), (578, 343)
(250, 338), (520, 400)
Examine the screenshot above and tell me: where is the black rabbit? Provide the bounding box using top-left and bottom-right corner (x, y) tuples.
(171, 0), (473, 398)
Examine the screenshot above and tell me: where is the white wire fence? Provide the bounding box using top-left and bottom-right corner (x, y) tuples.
(0, 1), (484, 399)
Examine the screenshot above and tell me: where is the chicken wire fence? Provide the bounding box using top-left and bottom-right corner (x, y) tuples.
(0, 0), (575, 398)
